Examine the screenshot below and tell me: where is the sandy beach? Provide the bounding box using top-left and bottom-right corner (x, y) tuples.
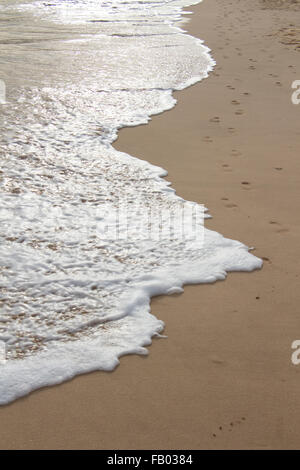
(1, 0), (300, 449)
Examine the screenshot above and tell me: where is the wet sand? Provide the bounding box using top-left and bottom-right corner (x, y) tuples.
(1, 0), (300, 449)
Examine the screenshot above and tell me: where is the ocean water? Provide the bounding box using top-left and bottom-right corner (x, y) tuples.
(0, 0), (262, 404)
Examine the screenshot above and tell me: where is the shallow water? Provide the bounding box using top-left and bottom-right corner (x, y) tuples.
(0, 0), (262, 404)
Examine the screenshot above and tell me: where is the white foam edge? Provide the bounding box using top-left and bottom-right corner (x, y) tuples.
(0, 239), (262, 405)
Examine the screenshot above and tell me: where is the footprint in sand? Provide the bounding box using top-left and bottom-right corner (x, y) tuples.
(226, 85), (235, 90)
(269, 220), (289, 233)
(269, 221), (288, 234)
(241, 181), (251, 190)
(235, 109), (244, 115)
(225, 203), (238, 208)
(212, 417), (246, 438)
(202, 136), (213, 143)
(231, 100), (240, 105)
(210, 116), (220, 123)
(228, 127), (236, 133)
(231, 149), (242, 156)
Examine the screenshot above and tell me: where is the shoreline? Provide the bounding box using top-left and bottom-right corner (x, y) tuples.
(0, 0), (300, 449)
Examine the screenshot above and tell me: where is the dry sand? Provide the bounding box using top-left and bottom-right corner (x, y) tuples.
(1, 0), (300, 449)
